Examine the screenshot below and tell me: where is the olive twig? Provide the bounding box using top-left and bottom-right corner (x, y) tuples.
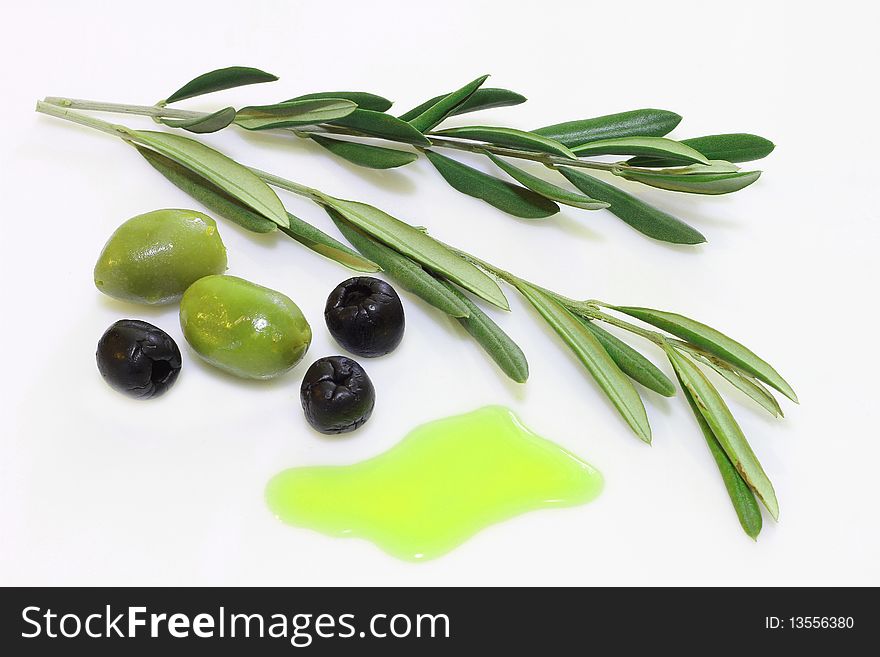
(35, 101), (132, 141)
(43, 97), (202, 121)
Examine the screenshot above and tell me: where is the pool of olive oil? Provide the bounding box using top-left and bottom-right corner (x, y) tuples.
(265, 406), (603, 561)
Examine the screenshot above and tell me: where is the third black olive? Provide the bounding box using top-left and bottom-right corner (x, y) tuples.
(96, 319), (182, 399)
(300, 356), (375, 434)
(324, 276), (405, 357)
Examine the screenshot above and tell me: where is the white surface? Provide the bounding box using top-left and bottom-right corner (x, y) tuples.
(1, 0), (878, 586)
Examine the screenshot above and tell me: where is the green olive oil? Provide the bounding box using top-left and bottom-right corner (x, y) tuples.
(266, 406), (603, 561)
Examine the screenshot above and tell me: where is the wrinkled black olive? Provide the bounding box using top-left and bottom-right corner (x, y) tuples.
(300, 356), (375, 434)
(96, 319), (182, 399)
(324, 277), (405, 357)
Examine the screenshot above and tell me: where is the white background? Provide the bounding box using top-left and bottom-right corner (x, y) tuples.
(2, 0), (878, 586)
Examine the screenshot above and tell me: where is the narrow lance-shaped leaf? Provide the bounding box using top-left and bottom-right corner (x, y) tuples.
(513, 279), (651, 442)
(235, 99), (357, 130)
(424, 150), (559, 219)
(407, 75), (489, 133)
(330, 109), (431, 146)
(319, 195), (509, 310)
(165, 66), (278, 104)
(434, 126), (577, 159)
(280, 213), (380, 273)
(572, 136), (710, 165)
(284, 91), (393, 112)
(628, 133), (775, 167)
(578, 318), (676, 396)
(613, 305), (797, 402)
(692, 354), (783, 418)
(675, 369), (763, 539)
(125, 129), (289, 228)
(161, 107), (237, 134)
(615, 168), (762, 195)
(137, 146), (277, 234)
(398, 88), (527, 121)
(327, 210), (470, 318)
(559, 167), (706, 244)
(664, 344), (779, 520)
(533, 109), (682, 148)
(309, 134), (418, 169)
(486, 154), (608, 210)
(437, 279), (530, 384)
(137, 145), (378, 271)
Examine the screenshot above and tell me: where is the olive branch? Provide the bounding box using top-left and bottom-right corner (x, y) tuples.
(44, 66), (774, 245)
(35, 66), (793, 539)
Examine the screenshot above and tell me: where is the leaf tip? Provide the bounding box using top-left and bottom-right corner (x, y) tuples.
(776, 379), (799, 404)
(509, 365), (529, 384)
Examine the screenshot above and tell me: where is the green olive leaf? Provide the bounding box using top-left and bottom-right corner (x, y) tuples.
(559, 167), (705, 244)
(533, 109), (682, 148)
(613, 305), (797, 403)
(664, 345), (779, 520)
(628, 133), (775, 167)
(486, 154), (608, 210)
(438, 279), (529, 383)
(513, 280), (651, 442)
(675, 369), (763, 539)
(572, 137), (709, 165)
(434, 126), (577, 159)
(235, 99), (357, 130)
(424, 150), (559, 219)
(319, 195), (509, 310)
(407, 75), (489, 133)
(283, 91), (392, 112)
(137, 145), (277, 234)
(615, 168), (761, 195)
(398, 88), (526, 121)
(280, 213), (379, 273)
(692, 354), (784, 418)
(126, 129), (289, 228)
(164, 66), (278, 104)
(578, 319), (675, 396)
(161, 107), (237, 134)
(309, 134), (418, 169)
(328, 211), (470, 318)
(329, 109), (431, 146)
(136, 144), (376, 270)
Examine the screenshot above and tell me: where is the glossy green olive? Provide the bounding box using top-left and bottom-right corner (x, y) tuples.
(94, 209), (228, 304)
(179, 275), (312, 379)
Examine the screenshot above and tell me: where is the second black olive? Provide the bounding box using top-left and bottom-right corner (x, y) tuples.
(300, 356), (375, 434)
(324, 276), (405, 357)
(96, 319), (182, 399)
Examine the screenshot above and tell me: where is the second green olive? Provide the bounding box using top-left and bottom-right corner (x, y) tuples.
(179, 275), (312, 379)
(94, 208), (228, 304)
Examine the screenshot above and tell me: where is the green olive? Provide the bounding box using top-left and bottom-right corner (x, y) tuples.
(179, 275), (312, 379)
(94, 209), (228, 304)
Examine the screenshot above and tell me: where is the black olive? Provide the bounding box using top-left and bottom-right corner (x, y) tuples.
(96, 319), (182, 399)
(324, 276), (405, 357)
(300, 356), (375, 434)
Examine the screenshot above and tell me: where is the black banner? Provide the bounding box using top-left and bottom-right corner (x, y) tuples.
(0, 587), (870, 654)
